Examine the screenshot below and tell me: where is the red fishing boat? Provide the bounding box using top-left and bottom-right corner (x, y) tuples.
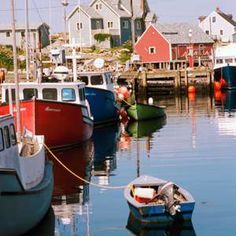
(0, 80), (93, 149)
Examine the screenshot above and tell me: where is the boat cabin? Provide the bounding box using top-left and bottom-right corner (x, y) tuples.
(77, 71), (115, 92)
(214, 44), (236, 69)
(1, 81), (87, 106)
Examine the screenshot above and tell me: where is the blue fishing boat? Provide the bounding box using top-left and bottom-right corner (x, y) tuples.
(78, 71), (119, 126)
(0, 115), (54, 235)
(214, 43), (236, 89)
(124, 175), (195, 223)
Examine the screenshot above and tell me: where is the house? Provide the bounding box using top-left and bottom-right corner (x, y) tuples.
(67, 0), (157, 48)
(199, 7), (236, 43)
(0, 23), (50, 49)
(134, 23), (214, 67)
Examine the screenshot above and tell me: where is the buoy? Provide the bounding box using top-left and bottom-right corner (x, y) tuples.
(188, 92), (195, 102)
(117, 93), (124, 101)
(188, 85), (196, 93)
(220, 78), (226, 87)
(214, 90), (222, 101)
(214, 81), (221, 91)
(148, 97), (153, 105)
(118, 86), (130, 99)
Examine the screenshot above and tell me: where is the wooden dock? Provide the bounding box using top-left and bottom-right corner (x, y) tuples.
(117, 67), (213, 94)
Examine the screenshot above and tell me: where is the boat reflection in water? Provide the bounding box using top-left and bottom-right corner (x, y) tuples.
(126, 116), (167, 138)
(24, 207), (55, 236)
(126, 212), (196, 236)
(91, 124), (121, 186)
(215, 91), (236, 136)
(48, 141), (94, 236)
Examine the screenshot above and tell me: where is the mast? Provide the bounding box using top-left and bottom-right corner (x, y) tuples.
(25, 0), (30, 81)
(130, 0), (136, 50)
(11, 0), (21, 139)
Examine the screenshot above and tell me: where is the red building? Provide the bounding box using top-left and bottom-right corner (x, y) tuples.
(134, 23), (214, 67)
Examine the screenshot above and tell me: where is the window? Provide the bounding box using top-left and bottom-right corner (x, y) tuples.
(6, 31), (10, 37)
(205, 30), (209, 35)
(225, 58), (233, 63)
(3, 126), (10, 149)
(62, 88), (76, 101)
(21, 31), (25, 37)
(96, 20), (102, 29)
(9, 124), (17, 146)
(149, 47), (156, 54)
(43, 88), (57, 100)
(212, 16), (216, 23)
(79, 76), (89, 85)
(79, 88), (86, 101)
(96, 4), (99, 10)
(23, 88), (38, 100)
(122, 20), (129, 29)
(136, 21), (142, 30)
(220, 29), (224, 35)
(91, 75), (103, 85)
(0, 128), (4, 151)
(5, 88), (16, 103)
(77, 22), (83, 30)
(216, 59), (223, 64)
(108, 22), (113, 28)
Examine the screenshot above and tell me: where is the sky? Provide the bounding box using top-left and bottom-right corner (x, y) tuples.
(1, 0), (236, 33)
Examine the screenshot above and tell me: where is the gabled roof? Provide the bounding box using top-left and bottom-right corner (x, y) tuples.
(67, 4), (102, 20)
(155, 22), (214, 44)
(216, 8), (236, 26)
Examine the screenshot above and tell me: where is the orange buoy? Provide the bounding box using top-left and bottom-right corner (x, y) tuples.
(220, 78), (226, 87)
(214, 90), (222, 101)
(188, 85), (196, 93)
(214, 81), (221, 91)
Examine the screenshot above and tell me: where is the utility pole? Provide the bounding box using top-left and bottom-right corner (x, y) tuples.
(130, 0), (136, 51)
(61, 0), (69, 44)
(11, 0), (21, 139)
(25, 0), (30, 81)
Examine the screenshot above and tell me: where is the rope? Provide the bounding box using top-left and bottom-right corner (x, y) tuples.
(44, 143), (127, 190)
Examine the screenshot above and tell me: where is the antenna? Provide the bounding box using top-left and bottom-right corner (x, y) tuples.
(61, 0), (69, 43)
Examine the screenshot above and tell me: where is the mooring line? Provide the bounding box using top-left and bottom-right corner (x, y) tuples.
(44, 143), (127, 190)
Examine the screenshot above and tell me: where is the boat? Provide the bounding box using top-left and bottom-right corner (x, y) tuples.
(127, 102), (166, 121)
(77, 70), (119, 126)
(214, 43), (236, 89)
(0, 79), (93, 149)
(0, 115), (54, 235)
(124, 175), (195, 223)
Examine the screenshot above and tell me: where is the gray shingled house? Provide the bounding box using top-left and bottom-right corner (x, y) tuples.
(67, 0), (157, 48)
(0, 23), (50, 49)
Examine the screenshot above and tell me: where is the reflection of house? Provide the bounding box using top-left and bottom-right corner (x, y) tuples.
(67, 0), (157, 48)
(135, 23), (214, 66)
(199, 7), (236, 43)
(0, 23), (50, 49)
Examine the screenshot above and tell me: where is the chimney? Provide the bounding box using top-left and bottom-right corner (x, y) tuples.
(216, 6), (220, 12)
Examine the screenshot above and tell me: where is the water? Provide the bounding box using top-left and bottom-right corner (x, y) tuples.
(28, 91), (236, 235)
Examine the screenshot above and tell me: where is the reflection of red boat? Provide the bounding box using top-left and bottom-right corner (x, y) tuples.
(0, 81), (93, 148)
(48, 141), (94, 199)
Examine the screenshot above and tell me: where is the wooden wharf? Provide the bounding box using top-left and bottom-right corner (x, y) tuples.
(117, 67), (213, 95)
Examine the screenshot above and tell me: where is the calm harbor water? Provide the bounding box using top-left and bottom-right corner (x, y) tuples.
(26, 91), (236, 236)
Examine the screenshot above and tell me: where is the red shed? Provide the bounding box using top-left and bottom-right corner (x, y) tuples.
(135, 24), (171, 63)
(135, 23), (214, 65)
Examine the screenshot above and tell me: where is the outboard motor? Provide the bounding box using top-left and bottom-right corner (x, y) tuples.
(158, 182), (180, 216)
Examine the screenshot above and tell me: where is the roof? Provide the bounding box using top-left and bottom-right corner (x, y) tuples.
(155, 22), (214, 44)
(216, 9), (236, 26)
(0, 22), (49, 31)
(67, 4), (102, 20)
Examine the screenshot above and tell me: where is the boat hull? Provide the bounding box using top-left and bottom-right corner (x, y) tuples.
(85, 87), (118, 126)
(214, 65), (236, 89)
(127, 103), (166, 121)
(0, 161), (54, 236)
(0, 99), (93, 149)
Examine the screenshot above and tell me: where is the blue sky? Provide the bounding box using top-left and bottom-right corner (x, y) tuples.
(1, 0), (236, 33)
